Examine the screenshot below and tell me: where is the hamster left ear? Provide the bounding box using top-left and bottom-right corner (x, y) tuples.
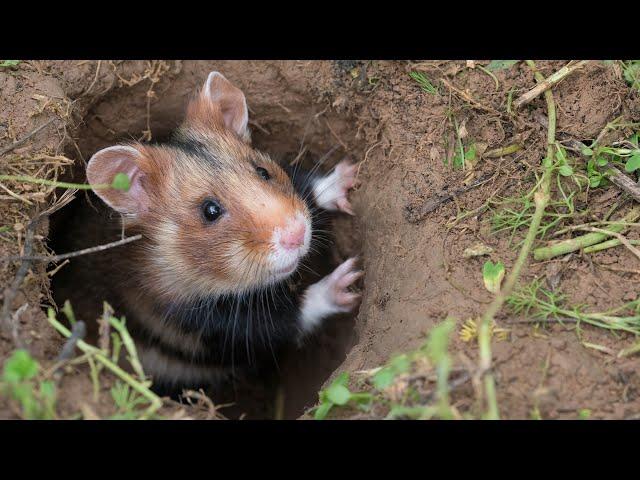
(201, 71), (249, 139)
(86, 145), (150, 216)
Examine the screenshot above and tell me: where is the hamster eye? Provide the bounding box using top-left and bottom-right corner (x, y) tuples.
(201, 200), (223, 223)
(256, 167), (270, 181)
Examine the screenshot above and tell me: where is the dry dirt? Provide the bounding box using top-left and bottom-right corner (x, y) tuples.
(2, 60), (640, 419)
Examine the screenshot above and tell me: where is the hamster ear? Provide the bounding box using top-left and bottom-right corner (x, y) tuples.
(86, 145), (150, 216)
(201, 71), (249, 138)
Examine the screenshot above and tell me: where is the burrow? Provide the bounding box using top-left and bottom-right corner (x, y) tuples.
(47, 62), (366, 419)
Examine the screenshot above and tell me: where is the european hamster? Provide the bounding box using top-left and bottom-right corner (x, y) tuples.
(56, 71), (362, 394)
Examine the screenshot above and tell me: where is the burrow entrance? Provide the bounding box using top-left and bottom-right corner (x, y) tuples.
(47, 65), (365, 419)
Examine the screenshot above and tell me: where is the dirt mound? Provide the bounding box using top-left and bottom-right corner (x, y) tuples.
(2, 60), (640, 419)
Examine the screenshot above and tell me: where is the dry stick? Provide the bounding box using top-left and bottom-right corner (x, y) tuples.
(477, 60), (557, 420)
(513, 61), (590, 109)
(0, 218), (38, 346)
(1, 234), (142, 263)
(533, 206), (640, 260)
(440, 78), (502, 116)
(1, 191), (76, 346)
(405, 172), (494, 223)
(0, 118), (57, 157)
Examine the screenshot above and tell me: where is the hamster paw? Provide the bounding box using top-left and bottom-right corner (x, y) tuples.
(298, 257), (363, 332)
(313, 160), (358, 215)
(324, 257), (363, 311)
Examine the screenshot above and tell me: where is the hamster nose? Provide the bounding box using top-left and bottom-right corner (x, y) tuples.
(279, 222), (306, 251)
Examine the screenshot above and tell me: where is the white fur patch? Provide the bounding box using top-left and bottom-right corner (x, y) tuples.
(299, 278), (341, 332)
(312, 169), (343, 211)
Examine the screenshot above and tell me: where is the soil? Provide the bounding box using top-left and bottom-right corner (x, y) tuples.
(2, 60), (640, 420)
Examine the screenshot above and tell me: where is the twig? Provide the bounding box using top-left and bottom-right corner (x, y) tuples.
(52, 321), (87, 382)
(0, 118), (56, 157)
(1, 234), (142, 263)
(1, 191), (75, 346)
(440, 78), (502, 116)
(1, 218), (38, 346)
(404, 173), (493, 223)
(514, 61), (590, 109)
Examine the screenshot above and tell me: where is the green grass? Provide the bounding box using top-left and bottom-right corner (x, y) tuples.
(1, 302), (165, 420)
(507, 278), (640, 337)
(409, 71), (438, 95)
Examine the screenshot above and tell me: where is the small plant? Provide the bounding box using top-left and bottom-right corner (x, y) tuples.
(482, 261), (505, 294)
(313, 372), (372, 420)
(313, 319), (461, 420)
(409, 71), (438, 95)
(1, 349), (57, 419)
(0, 60), (20, 68)
(486, 60), (519, 71)
(621, 60), (640, 92)
(581, 129), (640, 187)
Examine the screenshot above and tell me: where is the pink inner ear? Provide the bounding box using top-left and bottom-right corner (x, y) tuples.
(86, 145), (150, 215)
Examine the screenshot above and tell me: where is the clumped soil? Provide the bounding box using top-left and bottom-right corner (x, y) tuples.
(1, 60), (640, 419)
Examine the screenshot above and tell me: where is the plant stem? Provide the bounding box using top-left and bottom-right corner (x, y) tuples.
(583, 238), (640, 254)
(47, 309), (162, 418)
(533, 206), (640, 260)
(477, 60), (557, 420)
(0, 175), (109, 190)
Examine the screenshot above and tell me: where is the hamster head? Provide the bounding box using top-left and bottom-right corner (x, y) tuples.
(86, 71), (313, 301)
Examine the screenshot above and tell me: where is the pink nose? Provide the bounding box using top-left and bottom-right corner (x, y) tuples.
(279, 222), (306, 250)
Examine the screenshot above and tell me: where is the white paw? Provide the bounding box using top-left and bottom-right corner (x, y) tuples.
(299, 257), (363, 332)
(312, 160), (358, 215)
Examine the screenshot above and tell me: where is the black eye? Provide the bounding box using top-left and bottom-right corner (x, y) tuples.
(256, 167), (270, 180)
(201, 200), (223, 223)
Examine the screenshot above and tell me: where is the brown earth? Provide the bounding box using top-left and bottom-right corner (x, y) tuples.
(1, 60), (640, 419)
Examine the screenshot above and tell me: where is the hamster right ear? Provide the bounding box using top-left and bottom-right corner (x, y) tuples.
(200, 71), (250, 140)
(86, 145), (150, 216)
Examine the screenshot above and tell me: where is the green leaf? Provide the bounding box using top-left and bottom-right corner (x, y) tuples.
(325, 384), (351, 405)
(482, 261), (505, 294)
(596, 156), (609, 167)
(558, 164), (574, 177)
(578, 408), (591, 420)
(0, 60), (20, 68)
(589, 175), (602, 188)
(111, 173), (131, 191)
(425, 318), (455, 363)
(486, 60), (519, 71)
(625, 153), (640, 173)
(581, 147), (593, 156)
(3, 349), (39, 383)
(372, 354), (410, 390)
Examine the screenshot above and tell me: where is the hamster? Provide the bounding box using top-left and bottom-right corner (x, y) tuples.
(64, 71), (362, 394)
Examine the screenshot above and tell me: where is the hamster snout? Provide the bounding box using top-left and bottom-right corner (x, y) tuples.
(269, 214), (312, 278)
